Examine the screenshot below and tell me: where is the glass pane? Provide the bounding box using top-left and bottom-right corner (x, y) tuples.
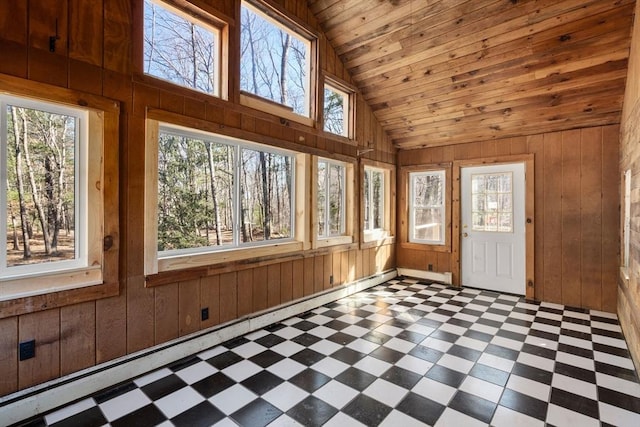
(413, 207), (442, 242)
(328, 164), (344, 235)
(372, 170), (384, 229)
(6, 105), (77, 267)
(157, 132), (234, 251)
(363, 170), (370, 231)
(471, 172), (513, 232)
(324, 86), (346, 136)
(144, 0), (219, 95)
(240, 148), (292, 243)
(240, 2), (310, 116)
(317, 161), (326, 237)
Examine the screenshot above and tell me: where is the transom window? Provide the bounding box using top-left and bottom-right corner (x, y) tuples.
(143, 0), (222, 96)
(317, 158), (345, 238)
(240, 0), (313, 118)
(471, 172), (513, 232)
(409, 170), (445, 245)
(364, 167), (384, 232)
(323, 81), (351, 138)
(157, 125), (294, 257)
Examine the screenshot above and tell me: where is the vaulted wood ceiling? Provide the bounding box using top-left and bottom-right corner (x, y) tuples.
(309, 0), (635, 149)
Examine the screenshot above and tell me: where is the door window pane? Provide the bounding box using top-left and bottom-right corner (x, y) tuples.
(471, 172), (513, 232)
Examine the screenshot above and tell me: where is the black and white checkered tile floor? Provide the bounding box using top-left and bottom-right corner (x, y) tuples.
(20, 278), (640, 426)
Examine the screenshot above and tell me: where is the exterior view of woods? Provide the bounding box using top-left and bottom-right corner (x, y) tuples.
(317, 160), (345, 238)
(143, 0), (219, 96)
(323, 85), (347, 137)
(240, 2), (309, 117)
(3, 103), (76, 269)
(157, 129), (292, 253)
(410, 171), (444, 244)
(364, 168), (384, 232)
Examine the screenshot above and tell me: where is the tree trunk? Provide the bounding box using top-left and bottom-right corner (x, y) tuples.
(10, 107), (31, 259)
(259, 152), (271, 240)
(19, 109), (52, 255)
(206, 143), (222, 245)
(280, 34), (291, 105)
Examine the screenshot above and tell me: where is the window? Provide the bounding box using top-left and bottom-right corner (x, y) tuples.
(623, 169), (631, 269)
(409, 170), (445, 245)
(146, 117), (307, 274)
(143, 0), (223, 96)
(362, 163), (394, 244)
(0, 93), (105, 300)
(323, 79), (353, 138)
(240, 0), (314, 120)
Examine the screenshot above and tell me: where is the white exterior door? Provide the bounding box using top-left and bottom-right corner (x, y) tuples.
(461, 163), (525, 295)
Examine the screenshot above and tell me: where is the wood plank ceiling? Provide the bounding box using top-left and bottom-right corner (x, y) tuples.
(308, 0), (635, 149)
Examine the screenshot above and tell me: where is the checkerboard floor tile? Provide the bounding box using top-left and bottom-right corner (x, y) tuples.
(17, 278), (640, 427)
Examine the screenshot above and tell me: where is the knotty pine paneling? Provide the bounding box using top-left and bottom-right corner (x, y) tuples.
(398, 125), (619, 312)
(0, 0), (395, 397)
(619, 0), (640, 374)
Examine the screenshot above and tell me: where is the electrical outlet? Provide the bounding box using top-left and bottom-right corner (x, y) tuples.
(201, 307), (209, 321)
(19, 340), (35, 361)
(428, 264), (433, 271)
(329, 275), (334, 285)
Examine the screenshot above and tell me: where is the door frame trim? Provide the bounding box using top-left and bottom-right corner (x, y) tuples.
(452, 154), (535, 299)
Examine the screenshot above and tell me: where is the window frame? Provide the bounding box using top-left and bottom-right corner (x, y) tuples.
(0, 75), (119, 312)
(140, 0), (229, 100)
(409, 169), (447, 245)
(312, 156), (355, 249)
(322, 76), (356, 141)
(361, 160), (395, 248)
(399, 164), (452, 252)
(145, 111), (309, 275)
(239, 0), (318, 127)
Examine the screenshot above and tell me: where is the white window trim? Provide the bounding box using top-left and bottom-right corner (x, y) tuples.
(145, 117), (309, 275)
(239, 0), (317, 125)
(408, 170), (446, 245)
(0, 95), (104, 301)
(313, 157), (354, 249)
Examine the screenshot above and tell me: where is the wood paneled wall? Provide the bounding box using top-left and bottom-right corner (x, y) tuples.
(397, 126), (620, 312)
(618, 0), (640, 374)
(0, 0), (396, 396)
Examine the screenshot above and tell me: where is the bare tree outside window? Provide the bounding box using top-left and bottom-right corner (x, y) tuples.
(5, 105), (77, 267)
(324, 84), (348, 137)
(143, 0), (219, 96)
(240, 1), (310, 117)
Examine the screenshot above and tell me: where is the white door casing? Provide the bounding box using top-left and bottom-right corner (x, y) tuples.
(461, 163), (525, 295)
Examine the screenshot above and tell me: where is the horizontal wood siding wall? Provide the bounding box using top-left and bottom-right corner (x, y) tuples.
(618, 0), (640, 373)
(0, 0), (396, 395)
(397, 127), (620, 312)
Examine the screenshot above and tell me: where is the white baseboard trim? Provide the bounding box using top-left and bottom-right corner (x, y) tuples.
(0, 269), (397, 427)
(397, 268), (452, 285)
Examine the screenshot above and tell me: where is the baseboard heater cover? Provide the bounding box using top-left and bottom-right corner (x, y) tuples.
(396, 268), (452, 285)
(0, 269), (398, 427)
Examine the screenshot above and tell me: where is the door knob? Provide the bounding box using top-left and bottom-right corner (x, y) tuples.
(463, 232), (468, 237)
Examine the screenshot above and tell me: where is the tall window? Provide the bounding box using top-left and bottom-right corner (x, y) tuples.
(323, 81), (351, 138)
(0, 95), (99, 282)
(240, 0), (312, 117)
(409, 170), (445, 245)
(157, 125), (294, 257)
(364, 167), (384, 232)
(143, 0), (221, 96)
(317, 159), (345, 238)
(623, 169), (631, 269)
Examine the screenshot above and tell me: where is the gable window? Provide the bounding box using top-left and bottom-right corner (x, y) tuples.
(145, 117), (308, 274)
(0, 93), (106, 300)
(143, 0), (223, 97)
(240, 0), (315, 122)
(323, 79), (354, 139)
(409, 170), (445, 245)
